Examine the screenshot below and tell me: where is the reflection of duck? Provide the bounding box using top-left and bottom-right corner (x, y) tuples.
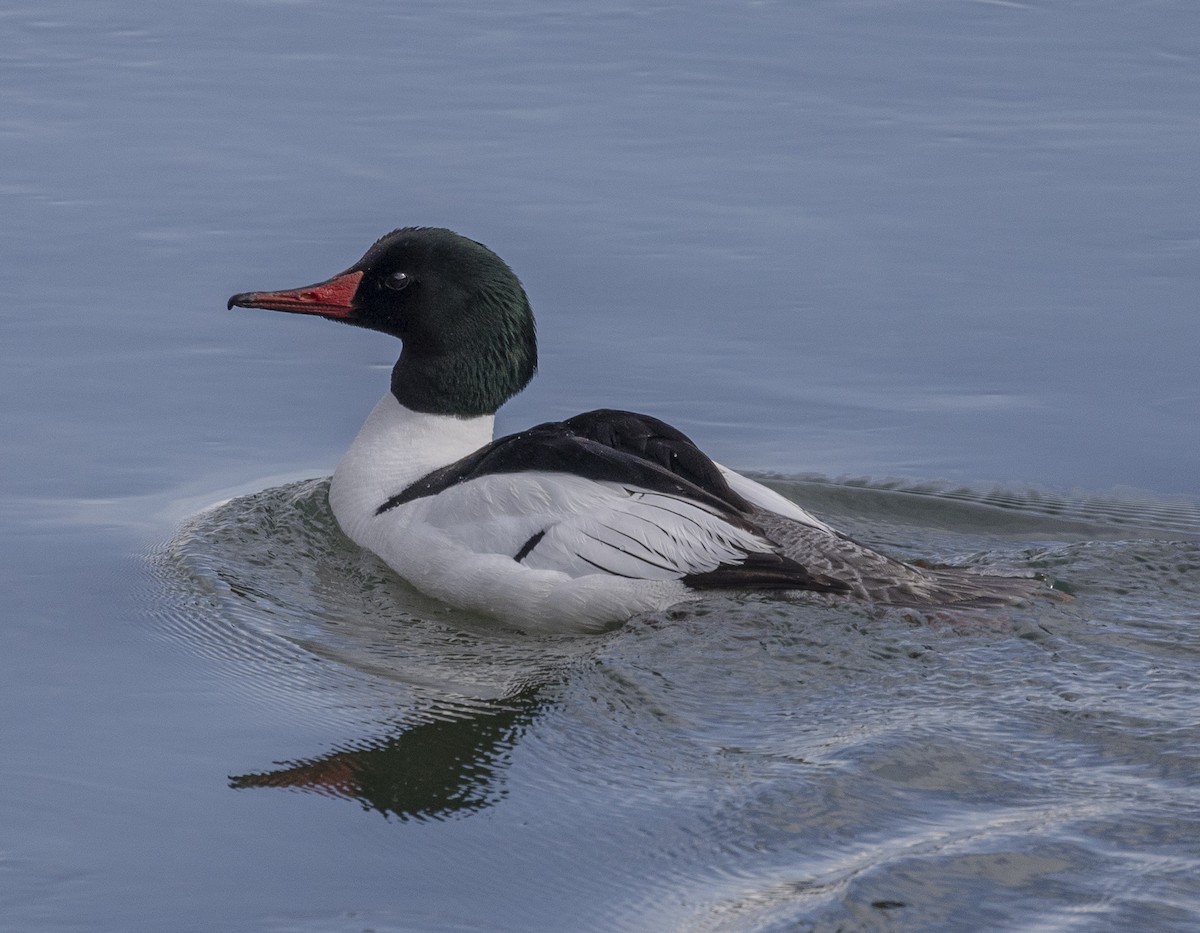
(230, 688), (542, 821)
(229, 227), (1052, 632)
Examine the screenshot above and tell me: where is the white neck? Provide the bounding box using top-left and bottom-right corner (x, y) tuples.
(328, 393), (495, 543)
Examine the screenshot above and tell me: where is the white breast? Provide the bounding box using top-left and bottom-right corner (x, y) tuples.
(328, 394), (495, 545)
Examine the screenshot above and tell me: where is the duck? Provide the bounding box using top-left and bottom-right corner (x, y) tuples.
(229, 226), (1051, 632)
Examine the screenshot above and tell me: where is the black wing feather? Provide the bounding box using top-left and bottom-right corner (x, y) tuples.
(683, 551), (851, 593)
(560, 409), (749, 508)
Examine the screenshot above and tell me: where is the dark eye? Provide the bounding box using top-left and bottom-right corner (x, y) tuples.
(383, 271), (411, 291)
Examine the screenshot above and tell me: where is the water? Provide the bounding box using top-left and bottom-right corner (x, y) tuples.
(3, 1), (1199, 930)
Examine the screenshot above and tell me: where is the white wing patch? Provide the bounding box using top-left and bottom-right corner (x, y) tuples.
(390, 473), (777, 583)
(519, 488), (776, 580)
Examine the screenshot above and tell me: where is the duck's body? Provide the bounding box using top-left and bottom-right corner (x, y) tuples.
(229, 226), (1050, 631)
(326, 394), (848, 630)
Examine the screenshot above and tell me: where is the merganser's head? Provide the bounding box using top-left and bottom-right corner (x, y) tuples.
(228, 227), (537, 417)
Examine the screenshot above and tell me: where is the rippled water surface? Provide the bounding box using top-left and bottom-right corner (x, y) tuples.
(149, 478), (1200, 931)
(3, 1), (1199, 930)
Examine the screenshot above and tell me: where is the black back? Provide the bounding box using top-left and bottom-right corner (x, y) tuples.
(377, 409), (753, 518)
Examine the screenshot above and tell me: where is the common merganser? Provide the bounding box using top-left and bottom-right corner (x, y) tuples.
(229, 227), (1050, 632)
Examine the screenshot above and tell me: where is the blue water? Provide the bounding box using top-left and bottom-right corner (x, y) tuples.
(3, 1), (1199, 930)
